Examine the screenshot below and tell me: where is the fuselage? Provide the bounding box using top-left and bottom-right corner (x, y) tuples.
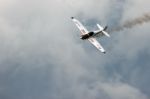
(80, 32), (94, 40)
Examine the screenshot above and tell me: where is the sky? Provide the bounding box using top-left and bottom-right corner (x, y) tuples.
(0, 0), (150, 99)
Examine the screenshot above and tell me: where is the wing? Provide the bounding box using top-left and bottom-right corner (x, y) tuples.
(88, 37), (106, 53)
(71, 17), (88, 35)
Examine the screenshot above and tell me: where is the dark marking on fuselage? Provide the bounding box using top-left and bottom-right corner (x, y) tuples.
(80, 32), (94, 40)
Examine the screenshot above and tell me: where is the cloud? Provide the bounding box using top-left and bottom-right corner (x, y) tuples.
(100, 82), (148, 99)
(0, 0), (150, 99)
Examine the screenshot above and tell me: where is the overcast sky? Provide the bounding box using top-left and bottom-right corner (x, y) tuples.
(0, 0), (150, 99)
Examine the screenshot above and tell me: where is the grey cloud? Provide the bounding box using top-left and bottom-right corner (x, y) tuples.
(0, 0), (150, 99)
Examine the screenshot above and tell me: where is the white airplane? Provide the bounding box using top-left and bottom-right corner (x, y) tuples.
(71, 17), (110, 54)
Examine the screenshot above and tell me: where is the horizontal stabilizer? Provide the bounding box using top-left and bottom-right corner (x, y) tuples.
(102, 31), (110, 37)
(97, 24), (103, 31)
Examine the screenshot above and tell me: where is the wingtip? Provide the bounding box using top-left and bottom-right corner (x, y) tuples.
(71, 17), (74, 19)
(102, 51), (106, 54)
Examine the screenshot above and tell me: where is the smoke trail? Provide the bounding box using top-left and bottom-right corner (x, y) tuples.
(111, 13), (150, 32)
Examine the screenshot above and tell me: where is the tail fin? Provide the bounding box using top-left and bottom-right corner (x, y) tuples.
(103, 26), (108, 31)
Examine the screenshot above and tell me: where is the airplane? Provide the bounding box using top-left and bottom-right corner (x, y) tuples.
(71, 17), (110, 54)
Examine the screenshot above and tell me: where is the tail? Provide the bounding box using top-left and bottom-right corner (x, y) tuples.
(97, 24), (108, 31)
(97, 24), (110, 37)
(103, 26), (108, 31)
